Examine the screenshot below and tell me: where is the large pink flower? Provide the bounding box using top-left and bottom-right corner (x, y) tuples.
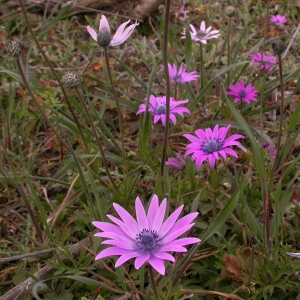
(87, 15), (138, 47)
(184, 125), (244, 169)
(93, 195), (200, 275)
(137, 95), (191, 126)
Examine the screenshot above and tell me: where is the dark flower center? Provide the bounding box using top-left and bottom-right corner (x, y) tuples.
(237, 90), (247, 98)
(173, 73), (182, 82)
(195, 30), (207, 40)
(136, 229), (159, 251)
(201, 138), (223, 154)
(154, 104), (166, 115)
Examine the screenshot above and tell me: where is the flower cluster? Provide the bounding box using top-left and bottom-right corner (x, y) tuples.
(184, 125), (244, 169)
(93, 195), (200, 275)
(137, 95), (191, 126)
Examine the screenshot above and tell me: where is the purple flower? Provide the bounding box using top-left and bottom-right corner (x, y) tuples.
(227, 81), (258, 104)
(175, 5), (190, 22)
(93, 195), (200, 275)
(166, 152), (186, 171)
(87, 15), (139, 47)
(137, 95), (191, 126)
(182, 21), (220, 44)
(162, 63), (199, 83)
(249, 52), (277, 71)
(263, 141), (276, 159)
(270, 15), (287, 26)
(184, 125), (244, 169)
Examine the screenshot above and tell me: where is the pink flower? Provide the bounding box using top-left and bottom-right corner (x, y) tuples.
(227, 81), (258, 104)
(176, 5), (190, 22)
(182, 21), (220, 44)
(137, 95), (191, 126)
(249, 52), (277, 71)
(184, 125), (244, 169)
(166, 153), (186, 171)
(87, 15), (138, 47)
(270, 15), (287, 26)
(162, 63), (199, 83)
(93, 195), (200, 275)
(263, 141), (276, 159)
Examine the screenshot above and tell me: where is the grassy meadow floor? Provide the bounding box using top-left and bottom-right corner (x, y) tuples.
(1, 0), (300, 299)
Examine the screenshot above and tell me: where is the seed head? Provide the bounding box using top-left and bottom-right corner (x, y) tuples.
(97, 28), (112, 47)
(225, 6), (236, 18)
(272, 39), (285, 55)
(61, 72), (83, 89)
(7, 38), (25, 58)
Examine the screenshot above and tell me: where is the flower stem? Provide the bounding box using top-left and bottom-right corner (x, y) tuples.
(74, 88), (121, 195)
(148, 265), (158, 300)
(227, 17), (231, 89)
(199, 43), (205, 105)
(103, 47), (127, 176)
(160, 0), (172, 190)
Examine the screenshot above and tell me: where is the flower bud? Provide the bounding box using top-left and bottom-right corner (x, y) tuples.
(7, 38), (25, 58)
(225, 6), (236, 18)
(272, 39), (285, 55)
(97, 28), (112, 47)
(61, 72), (83, 89)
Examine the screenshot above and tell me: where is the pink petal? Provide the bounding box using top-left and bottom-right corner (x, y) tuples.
(87, 26), (97, 41)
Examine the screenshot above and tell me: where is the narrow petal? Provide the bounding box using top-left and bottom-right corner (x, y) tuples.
(152, 251), (175, 262)
(134, 253), (150, 269)
(115, 252), (139, 267)
(147, 256), (166, 275)
(147, 195), (159, 225)
(152, 199), (167, 232)
(99, 15), (110, 32)
(95, 247), (130, 260)
(87, 26), (97, 41)
(135, 196), (149, 231)
(159, 205), (184, 237)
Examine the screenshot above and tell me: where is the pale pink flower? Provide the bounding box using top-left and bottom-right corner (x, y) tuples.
(176, 5), (190, 22)
(87, 15), (139, 47)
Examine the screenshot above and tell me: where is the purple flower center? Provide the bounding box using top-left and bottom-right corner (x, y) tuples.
(173, 73), (182, 82)
(136, 229), (159, 251)
(237, 90), (247, 98)
(154, 104), (166, 115)
(201, 138), (223, 154)
(195, 30), (207, 40)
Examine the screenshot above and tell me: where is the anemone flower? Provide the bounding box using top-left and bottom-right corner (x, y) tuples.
(93, 195), (200, 275)
(166, 152), (186, 171)
(184, 125), (244, 169)
(249, 52), (277, 71)
(263, 141), (277, 159)
(162, 63), (199, 83)
(87, 15), (139, 47)
(182, 21), (220, 44)
(176, 5), (190, 22)
(270, 15), (287, 26)
(227, 81), (258, 104)
(137, 95), (191, 126)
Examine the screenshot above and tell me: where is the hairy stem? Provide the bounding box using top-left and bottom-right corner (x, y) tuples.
(160, 0), (172, 189)
(148, 265), (158, 300)
(103, 47), (127, 176)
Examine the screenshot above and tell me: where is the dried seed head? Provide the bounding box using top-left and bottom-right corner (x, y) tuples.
(272, 39), (285, 55)
(97, 28), (112, 47)
(7, 38), (25, 58)
(225, 6), (236, 18)
(61, 72), (83, 89)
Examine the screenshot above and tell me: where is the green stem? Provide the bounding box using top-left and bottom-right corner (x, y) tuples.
(199, 43), (205, 105)
(273, 54), (284, 172)
(74, 88), (121, 195)
(18, 0), (88, 153)
(160, 0), (172, 191)
(103, 47), (127, 176)
(148, 265), (158, 300)
(227, 18), (231, 89)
